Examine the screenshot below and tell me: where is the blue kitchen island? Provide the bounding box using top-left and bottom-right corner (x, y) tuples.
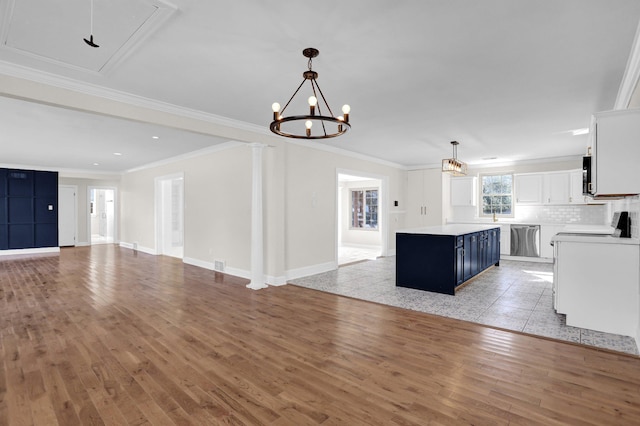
(396, 224), (500, 295)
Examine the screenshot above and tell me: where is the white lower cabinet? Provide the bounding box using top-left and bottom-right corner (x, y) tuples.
(499, 224), (510, 255)
(554, 237), (639, 337)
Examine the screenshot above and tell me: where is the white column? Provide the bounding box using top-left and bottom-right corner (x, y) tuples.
(247, 143), (268, 290)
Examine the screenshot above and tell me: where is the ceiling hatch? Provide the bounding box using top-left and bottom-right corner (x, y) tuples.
(0, 0), (176, 74)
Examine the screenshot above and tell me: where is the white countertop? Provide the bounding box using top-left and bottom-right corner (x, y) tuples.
(558, 224), (615, 234)
(552, 233), (640, 245)
(397, 224), (500, 236)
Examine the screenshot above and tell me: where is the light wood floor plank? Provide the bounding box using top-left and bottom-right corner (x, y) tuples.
(2, 245), (640, 425)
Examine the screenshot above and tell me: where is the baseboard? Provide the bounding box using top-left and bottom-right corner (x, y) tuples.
(182, 256), (249, 279)
(0, 247), (60, 257)
(340, 243), (382, 250)
(76, 241), (91, 247)
(119, 241), (156, 255)
(182, 257), (334, 286)
(501, 255), (553, 263)
(286, 261), (337, 281)
(266, 275), (288, 286)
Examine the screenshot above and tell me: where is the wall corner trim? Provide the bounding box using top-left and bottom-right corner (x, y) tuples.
(285, 261), (337, 282)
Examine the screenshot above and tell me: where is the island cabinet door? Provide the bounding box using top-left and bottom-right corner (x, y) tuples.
(463, 233), (479, 280)
(455, 236), (464, 286)
(480, 231), (489, 269)
(490, 228), (500, 265)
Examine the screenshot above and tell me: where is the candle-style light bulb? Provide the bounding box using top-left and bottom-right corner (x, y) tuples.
(308, 96), (317, 116)
(272, 102), (281, 121)
(337, 116), (344, 132)
(342, 104), (350, 123)
(305, 120), (313, 137)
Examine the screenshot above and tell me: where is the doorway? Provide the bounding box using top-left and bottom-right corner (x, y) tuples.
(336, 170), (387, 266)
(58, 185), (77, 246)
(89, 187), (116, 245)
(155, 173), (184, 259)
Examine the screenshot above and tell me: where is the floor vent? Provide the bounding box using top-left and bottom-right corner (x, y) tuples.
(214, 260), (225, 272)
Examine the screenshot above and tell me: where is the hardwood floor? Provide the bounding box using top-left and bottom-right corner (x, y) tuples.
(2, 246), (640, 425)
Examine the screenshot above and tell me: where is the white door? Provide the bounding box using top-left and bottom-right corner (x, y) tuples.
(58, 186), (76, 246)
(156, 175), (184, 258)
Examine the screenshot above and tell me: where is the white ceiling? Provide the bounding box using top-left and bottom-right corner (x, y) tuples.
(1, 0), (640, 175)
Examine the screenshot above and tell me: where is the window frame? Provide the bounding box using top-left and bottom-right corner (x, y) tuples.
(479, 173), (514, 218)
(349, 187), (379, 231)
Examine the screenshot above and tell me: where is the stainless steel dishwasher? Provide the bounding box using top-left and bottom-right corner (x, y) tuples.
(510, 224), (541, 257)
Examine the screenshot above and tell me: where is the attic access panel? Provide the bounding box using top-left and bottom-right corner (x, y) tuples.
(0, 0), (176, 73)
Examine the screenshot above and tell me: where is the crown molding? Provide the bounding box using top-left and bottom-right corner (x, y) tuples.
(285, 138), (406, 170)
(406, 155), (583, 171)
(615, 20), (640, 109)
(0, 162), (121, 180)
(125, 141), (245, 174)
(0, 60), (270, 137)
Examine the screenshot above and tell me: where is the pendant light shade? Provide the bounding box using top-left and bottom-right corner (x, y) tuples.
(442, 141), (467, 176)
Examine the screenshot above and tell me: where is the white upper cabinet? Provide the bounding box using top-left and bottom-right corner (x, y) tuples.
(569, 170), (587, 204)
(544, 172), (570, 204)
(591, 108), (640, 196)
(450, 177), (477, 206)
(514, 174), (543, 204)
(515, 171), (588, 205)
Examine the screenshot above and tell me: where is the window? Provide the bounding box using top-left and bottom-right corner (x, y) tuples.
(481, 174), (513, 216)
(351, 188), (378, 229)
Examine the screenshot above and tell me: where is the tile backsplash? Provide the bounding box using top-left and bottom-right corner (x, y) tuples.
(514, 204), (607, 225)
(449, 204), (607, 225)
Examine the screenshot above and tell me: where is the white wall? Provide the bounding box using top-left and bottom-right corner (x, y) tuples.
(116, 138), (406, 282)
(284, 142), (406, 273)
(119, 144), (253, 272)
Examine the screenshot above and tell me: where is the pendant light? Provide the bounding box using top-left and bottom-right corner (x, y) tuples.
(83, 0), (99, 48)
(270, 48), (350, 139)
(442, 141), (468, 176)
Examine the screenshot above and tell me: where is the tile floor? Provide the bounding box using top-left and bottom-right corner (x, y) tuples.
(290, 256), (639, 355)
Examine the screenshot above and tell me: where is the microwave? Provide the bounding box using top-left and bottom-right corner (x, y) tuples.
(582, 155), (592, 195)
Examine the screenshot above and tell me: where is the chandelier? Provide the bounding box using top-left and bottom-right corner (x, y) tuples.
(270, 48), (350, 139)
(442, 141), (468, 176)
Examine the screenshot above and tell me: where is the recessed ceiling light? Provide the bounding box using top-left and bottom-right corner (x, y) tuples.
(571, 128), (589, 136)
(113, 152), (122, 156)
(152, 136), (159, 139)
(93, 162), (99, 166)
(482, 157), (498, 161)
